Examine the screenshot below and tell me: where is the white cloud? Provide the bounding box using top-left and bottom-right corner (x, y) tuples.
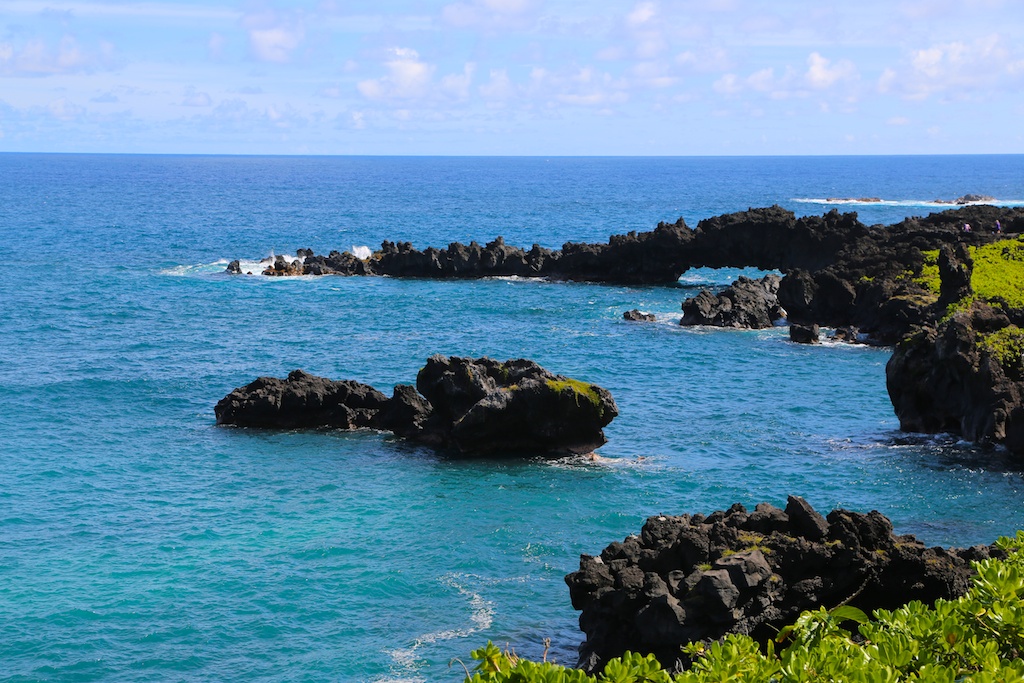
(887, 116), (910, 125)
(713, 73), (741, 95)
(627, 2), (657, 27)
(747, 67), (775, 92)
(676, 48), (731, 73)
(357, 48), (435, 101)
(804, 52), (857, 89)
(243, 10), (305, 64)
(479, 69), (516, 102)
(0, 35), (101, 76)
(880, 34), (1024, 100)
(440, 63), (476, 100)
(630, 62), (675, 88)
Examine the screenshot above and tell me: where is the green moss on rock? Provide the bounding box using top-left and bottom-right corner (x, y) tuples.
(546, 378), (604, 413)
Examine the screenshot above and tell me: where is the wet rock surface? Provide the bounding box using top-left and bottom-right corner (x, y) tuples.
(565, 497), (999, 673)
(215, 356), (618, 456)
(789, 323), (821, 344)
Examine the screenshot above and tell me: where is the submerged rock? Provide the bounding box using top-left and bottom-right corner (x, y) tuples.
(215, 357), (618, 456)
(565, 497), (998, 673)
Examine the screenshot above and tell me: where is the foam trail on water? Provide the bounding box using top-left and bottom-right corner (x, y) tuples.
(792, 197), (1024, 208)
(379, 573), (498, 683)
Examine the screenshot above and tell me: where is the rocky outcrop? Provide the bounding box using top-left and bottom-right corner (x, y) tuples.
(565, 498), (998, 673)
(680, 274), (784, 328)
(789, 323), (820, 344)
(229, 205), (1024, 344)
(214, 370), (389, 429)
(886, 302), (1024, 453)
(215, 357), (618, 456)
(415, 356), (618, 455)
(623, 309), (656, 322)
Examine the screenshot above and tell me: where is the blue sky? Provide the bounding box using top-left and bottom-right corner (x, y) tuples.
(1, 0), (1023, 155)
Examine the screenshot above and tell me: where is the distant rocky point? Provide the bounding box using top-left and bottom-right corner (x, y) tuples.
(936, 194), (997, 205)
(215, 356), (618, 457)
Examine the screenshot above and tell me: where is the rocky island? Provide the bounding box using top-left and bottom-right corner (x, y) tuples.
(216, 355), (617, 456)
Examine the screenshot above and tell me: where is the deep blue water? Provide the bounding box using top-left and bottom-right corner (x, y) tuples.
(3, 154), (1024, 682)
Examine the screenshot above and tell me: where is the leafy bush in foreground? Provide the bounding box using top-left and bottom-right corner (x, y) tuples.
(464, 532), (1024, 683)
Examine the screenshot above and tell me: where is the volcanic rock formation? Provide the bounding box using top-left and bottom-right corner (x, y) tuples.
(565, 497), (998, 673)
(215, 356), (618, 456)
(679, 274), (785, 329)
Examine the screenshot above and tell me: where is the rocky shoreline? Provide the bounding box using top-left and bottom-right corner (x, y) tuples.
(226, 203), (1024, 454)
(565, 498), (1000, 673)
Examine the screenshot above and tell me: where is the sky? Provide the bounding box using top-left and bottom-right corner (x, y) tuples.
(1, 0), (1023, 155)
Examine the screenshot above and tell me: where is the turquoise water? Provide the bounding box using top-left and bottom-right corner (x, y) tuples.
(3, 154), (1024, 681)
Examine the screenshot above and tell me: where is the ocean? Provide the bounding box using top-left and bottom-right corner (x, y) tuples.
(2, 154), (1024, 682)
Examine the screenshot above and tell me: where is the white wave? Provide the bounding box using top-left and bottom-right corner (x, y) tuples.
(352, 245), (372, 260)
(162, 250), (313, 277)
(792, 197), (1024, 208)
(160, 259), (230, 276)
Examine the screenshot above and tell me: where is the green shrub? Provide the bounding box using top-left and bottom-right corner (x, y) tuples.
(465, 532), (1024, 683)
(979, 326), (1024, 378)
(971, 240), (1024, 309)
(914, 249), (941, 295)
(911, 240), (1024, 310)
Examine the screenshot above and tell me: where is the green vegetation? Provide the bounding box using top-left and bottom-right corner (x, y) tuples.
(464, 532), (1024, 683)
(979, 325), (1024, 378)
(546, 379), (604, 413)
(914, 249), (941, 295)
(939, 295), (976, 325)
(971, 239), (1024, 309)
(721, 535), (772, 557)
(913, 240), (1024, 309)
